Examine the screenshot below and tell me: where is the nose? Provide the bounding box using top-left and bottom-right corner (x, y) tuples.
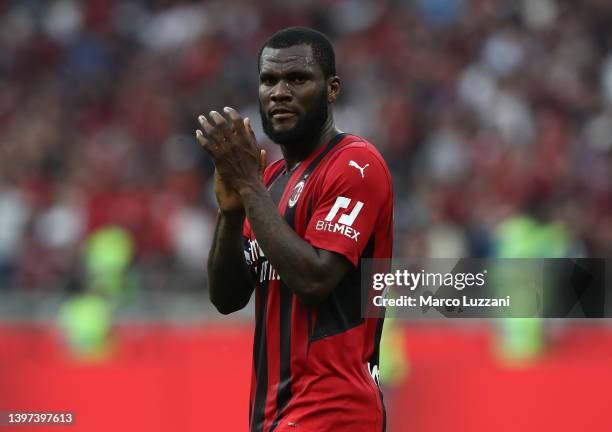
(270, 80), (292, 102)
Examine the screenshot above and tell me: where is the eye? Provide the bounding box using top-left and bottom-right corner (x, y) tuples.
(260, 76), (276, 86)
(291, 76), (306, 85)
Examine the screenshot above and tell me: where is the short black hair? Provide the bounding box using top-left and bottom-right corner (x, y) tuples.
(258, 27), (336, 78)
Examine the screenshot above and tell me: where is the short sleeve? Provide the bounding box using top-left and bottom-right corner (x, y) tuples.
(304, 145), (391, 266)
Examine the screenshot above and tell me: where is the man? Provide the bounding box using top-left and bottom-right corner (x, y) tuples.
(196, 27), (393, 432)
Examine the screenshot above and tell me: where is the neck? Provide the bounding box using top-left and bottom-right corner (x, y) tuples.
(281, 115), (340, 172)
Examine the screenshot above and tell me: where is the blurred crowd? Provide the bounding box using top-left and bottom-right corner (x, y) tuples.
(1, 0), (611, 295)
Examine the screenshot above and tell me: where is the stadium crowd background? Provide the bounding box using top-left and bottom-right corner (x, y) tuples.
(2, 1), (612, 431)
(1, 0), (611, 307)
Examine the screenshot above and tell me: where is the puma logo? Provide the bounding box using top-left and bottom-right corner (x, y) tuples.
(348, 160), (369, 178)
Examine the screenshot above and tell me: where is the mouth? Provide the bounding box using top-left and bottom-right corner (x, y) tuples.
(269, 107), (297, 120)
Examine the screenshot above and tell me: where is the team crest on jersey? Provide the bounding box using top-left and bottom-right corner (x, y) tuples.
(288, 180), (305, 208)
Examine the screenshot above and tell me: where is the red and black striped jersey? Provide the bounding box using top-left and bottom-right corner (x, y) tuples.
(243, 133), (393, 432)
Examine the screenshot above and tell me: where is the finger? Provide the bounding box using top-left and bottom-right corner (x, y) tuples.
(244, 117), (257, 144)
(195, 129), (209, 147)
(196, 129), (216, 157)
(259, 149), (267, 175)
(198, 114), (218, 139)
(223, 106), (247, 136)
(209, 110), (232, 139)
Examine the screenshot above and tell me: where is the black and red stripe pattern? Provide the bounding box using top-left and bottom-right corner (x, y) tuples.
(245, 133), (393, 432)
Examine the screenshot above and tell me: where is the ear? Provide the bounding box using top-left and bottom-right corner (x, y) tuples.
(327, 76), (341, 104)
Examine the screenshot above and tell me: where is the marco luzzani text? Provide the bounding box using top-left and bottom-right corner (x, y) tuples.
(371, 270), (511, 308)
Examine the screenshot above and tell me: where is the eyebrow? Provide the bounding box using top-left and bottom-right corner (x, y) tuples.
(259, 68), (315, 78)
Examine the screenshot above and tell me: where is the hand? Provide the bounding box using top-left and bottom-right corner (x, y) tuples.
(196, 107), (263, 196)
(213, 148), (267, 215)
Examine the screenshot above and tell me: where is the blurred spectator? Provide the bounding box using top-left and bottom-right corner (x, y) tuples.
(57, 288), (114, 361)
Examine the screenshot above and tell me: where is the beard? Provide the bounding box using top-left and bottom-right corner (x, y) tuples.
(260, 88), (329, 146)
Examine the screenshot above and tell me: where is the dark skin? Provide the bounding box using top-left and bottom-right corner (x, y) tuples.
(197, 44), (352, 313)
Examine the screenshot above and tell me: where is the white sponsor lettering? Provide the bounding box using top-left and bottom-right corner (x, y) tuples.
(318, 197), (364, 242)
(325, 196), (352, 223)
(339, 201), (363, 226)
(315, 220), (360, 241)
(245, 238), (279, 283)
(324, 197), (363, 227)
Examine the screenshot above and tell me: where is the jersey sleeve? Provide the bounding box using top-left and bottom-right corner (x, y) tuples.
(304, 145), (391, 266)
